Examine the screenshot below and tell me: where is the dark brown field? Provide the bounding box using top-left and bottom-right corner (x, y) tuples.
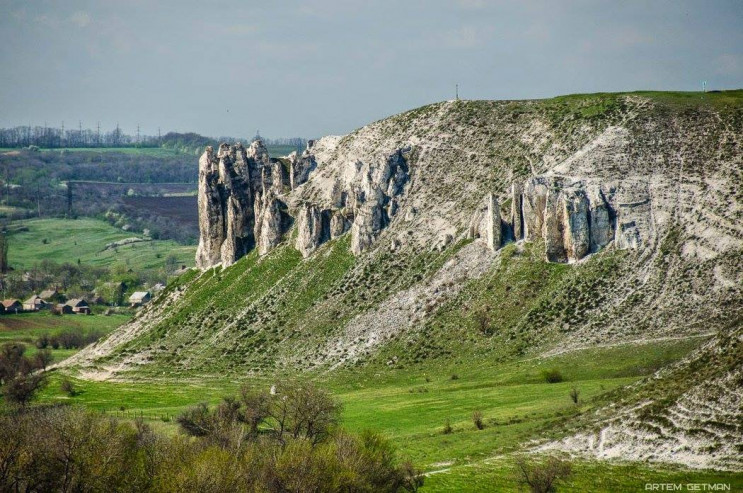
(122, 196), (198, 228)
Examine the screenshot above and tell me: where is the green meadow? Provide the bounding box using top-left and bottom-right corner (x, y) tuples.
(32, 335), (742, 491)
(6, 218), (195, 272)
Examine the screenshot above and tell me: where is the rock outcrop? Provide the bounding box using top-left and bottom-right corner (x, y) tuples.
(486, 193), (501, 251)
(350, 149), (410, 254)
(196, 135), (411, 267)
(289, 140), (317, 190)
(486, 176), (621, 263)
(196, 140), (291, 269)
(195, 147), (224, 269)
(257, 188), (286, 256)
(295, 203), (327, 258)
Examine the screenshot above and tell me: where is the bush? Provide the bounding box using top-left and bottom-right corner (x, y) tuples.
(0, 389), (423, 492)
(472, 411), (485, 430)
(569, 387), (580, 404)
(47, 329), (104, 350)
(542, 369), (564, 384)
(60, 378), (77, 397)
(0, 342), (48, 406)
(442, 419), (453, 435)
(515, 456), (572, 493)
(450, 374), (459, 381)
(33, 349), (53, 371)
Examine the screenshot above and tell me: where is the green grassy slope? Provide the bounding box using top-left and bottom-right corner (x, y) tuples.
(6, 218), (195, 271)
(0, 311), (129, 361)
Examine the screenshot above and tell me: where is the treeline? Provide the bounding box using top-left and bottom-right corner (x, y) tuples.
(0, 124), (156, 148)
(0, 126), (307, 152)
(0, 148), (196, 185)
(0, 380), (423, 492)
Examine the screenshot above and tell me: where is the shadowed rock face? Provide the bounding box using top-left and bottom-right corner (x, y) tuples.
(289, 141), (317, 190)
(501, 175), (619, 262)
(197, 138), (410, 267)
(196, 141), (274, 269)
(486, 193), (501, 251)
(350, 149), (410, 255)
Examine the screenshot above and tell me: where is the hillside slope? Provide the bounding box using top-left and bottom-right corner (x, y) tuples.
(60, 91), (743, 469)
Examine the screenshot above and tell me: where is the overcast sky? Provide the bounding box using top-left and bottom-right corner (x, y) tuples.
(1, 0), (741, 139)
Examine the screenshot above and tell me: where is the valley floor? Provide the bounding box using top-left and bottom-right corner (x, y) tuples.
(36, 335), (743, 491)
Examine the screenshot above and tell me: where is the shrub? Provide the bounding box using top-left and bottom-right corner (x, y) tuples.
(450, 374), (459, 380)
(60, 378), (77, 397)
(515, 456), (572, 493)
(35, 334), (49, 349)
(0, 342), (48, 406)
(569, 387), (580, 404)
(542, 369), (564, 384)
(442, 419), (453, 435)
(472, 411), (485, 430)
(33, 349), (53, 371)
(475, 308), (493, 335)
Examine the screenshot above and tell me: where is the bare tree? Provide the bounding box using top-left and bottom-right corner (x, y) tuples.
(0, 233), (8, 274)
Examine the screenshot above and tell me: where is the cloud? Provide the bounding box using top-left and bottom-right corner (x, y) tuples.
(69, 11), (92, 28)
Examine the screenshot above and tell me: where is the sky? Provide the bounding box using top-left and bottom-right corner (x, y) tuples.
(1, 0), (741, 139)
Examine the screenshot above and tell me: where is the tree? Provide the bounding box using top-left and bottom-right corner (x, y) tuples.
(33, 349), (53, 371)
(0, 343), (48, 406)
(0, 232), (8, 274)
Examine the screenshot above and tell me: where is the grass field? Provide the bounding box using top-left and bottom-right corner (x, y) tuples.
(31, 336), (741, 491)
(0, 311), (129, 361)
(6, 218), (195, 271)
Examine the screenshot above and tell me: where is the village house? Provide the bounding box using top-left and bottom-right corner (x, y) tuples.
(39, 288), (65, 303)
(65, 298), (91, 315)
(2, 299), (23, 314)
(23, 295), (49, 311)
(56, 303), (73, 314)
(129, 291), (151, 307)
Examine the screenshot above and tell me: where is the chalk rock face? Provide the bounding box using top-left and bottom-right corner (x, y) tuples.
(289, 141), (317, 190)
(504, 175), (628, 263)
(486, 193), (502, 251)
(330, 211), (351, 239)
(196, 138), (316, 268)
(217, 144), (255, 266)
(560, 187), (591, 262)
(247, 139), (272, 193)
(296, 203), (328, 258)
(511, 182), (524, 240)
(614, 183), (653, 250)
(349, 149), (410, 255)
(351, 195), (385, 255)
(542, 186), (567, 262)
(587, 186), (613, 252)
(258, 189), (285, 255)
(522, 177), (550, 242)
(195, 145), (257, 269)
(195, 147), (225, 269)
